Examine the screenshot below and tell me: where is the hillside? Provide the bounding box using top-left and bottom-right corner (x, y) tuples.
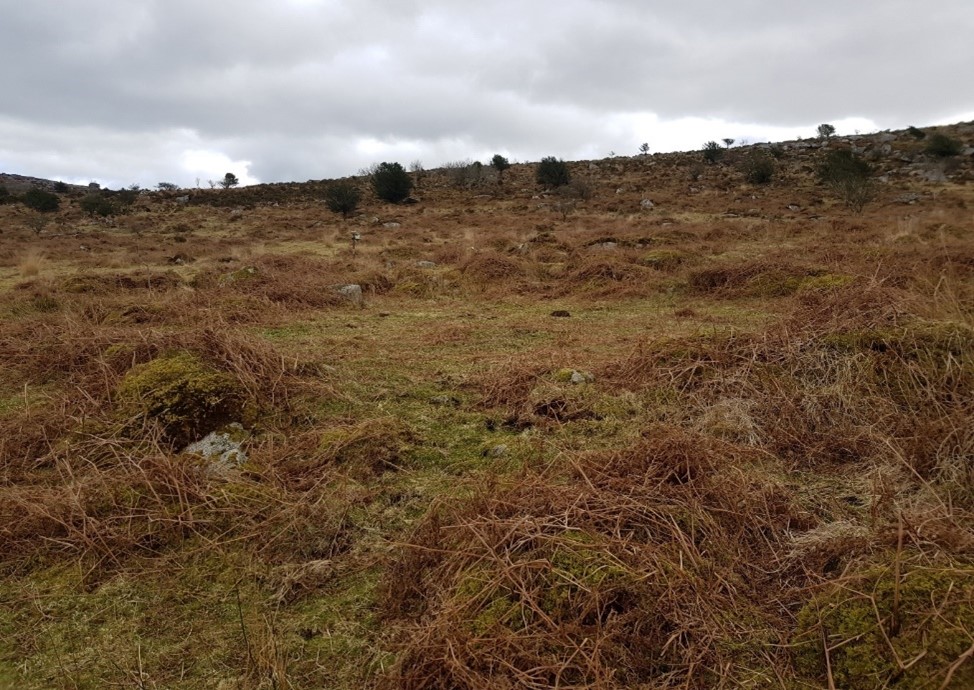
(0, 123), (973, 689)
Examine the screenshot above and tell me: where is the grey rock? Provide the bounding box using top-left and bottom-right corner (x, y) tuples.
(896, 193), (921, 204)
(184, 423), (249, 469)
(429, 395), (461, 407)
(416, 260), (437, 269)
(175, 195), (190, 205)
(336, 284), (363, 303)
(591, 241), (617, 250)
(640, 199), (655, 210)
(570, 370), (595, 385)
(483, 444), (508, 458)
(787, 204), (801, 212)
(383, 222), (401, 228)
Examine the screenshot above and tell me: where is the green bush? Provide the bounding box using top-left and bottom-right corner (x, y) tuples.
(925, 133), (963, 157)
(535, 156), (570, 188)
(23, 188), (60, 213)
(370, 162), (414, 203)
(741, 150), (775, 184)
(80, 194), (116, 217)
(0, 185), (10, 205)
(324, 180), (362, 217)
(702, 141), (723, 164)
(491, 154), (511, 179)
(818, 149), (874, 213)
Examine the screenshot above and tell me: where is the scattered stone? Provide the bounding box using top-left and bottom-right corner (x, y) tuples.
(482, 444), (508, 458)
(336, 284), (363, 304)
(787, 204), (801, 212)
(229, 208), (244, 218)
(222, 266), (258, 283)
(183, 423), (250, 470)
(896, 193), (921, 204)
(550, 310), (571, 318)
(590, 241), (617, 250)
(429, 395), (461, 407)
(640, 199), (655, 210)
(383, 222), (401, 228)
(402, 196), (420, 204)
(416, 260), (437, 269)
(175, 195), (190, 205)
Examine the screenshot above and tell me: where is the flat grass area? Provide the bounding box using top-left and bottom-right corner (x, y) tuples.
(1, 141), (973, 689)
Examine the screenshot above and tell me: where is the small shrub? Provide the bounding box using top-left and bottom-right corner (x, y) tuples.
(925, 132), (963, 157)
(536, 156), (570, 188)
(80, 194), (116, 217)
(741, 150), (776, 184)
(323, 180), (362, 217)
(0, 185), (10, 205)
(818, 149), (875, 212)
(906, 125), (926, 140)
(702, 141), (723, 164)
(370, 162), (414, 203)
(23, 188), (60, 213)
(156, 181), (179, 191)
(817, 123), (836, 140)
(444, 160), (491, 188)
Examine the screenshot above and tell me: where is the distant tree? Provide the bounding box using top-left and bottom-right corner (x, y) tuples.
(722, 138), (735, 149)
(818, 149), (874, 213)
(925, 133), (963, 157)
(702, 141), (724, 164)
(638, 143), (650, 155)
(324, 180), (362, 218)
(906, 126), (926, 140)
(23, 188), (60, 213)
(536, 156), (570, 188)
(157, 182), (179, 191)
(370, 162), (413, 203)
(817, 123), (836, 140)
(491, 154), (511, 181)
(220, 173), (239, 189)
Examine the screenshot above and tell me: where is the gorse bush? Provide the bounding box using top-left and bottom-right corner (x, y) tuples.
(925, 133), (963, 157)
(536, 156), (570, 188)
(323, 180), (362, 218)
(370, 161), (414, 203)
(23, 188), (60, 212)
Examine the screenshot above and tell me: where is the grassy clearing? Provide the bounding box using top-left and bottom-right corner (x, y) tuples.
(1, 133), (973, 688)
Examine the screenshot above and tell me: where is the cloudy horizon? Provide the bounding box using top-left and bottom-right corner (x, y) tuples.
(2, 0), (972, 189)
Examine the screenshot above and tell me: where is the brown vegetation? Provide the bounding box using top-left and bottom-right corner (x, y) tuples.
(0, 123), (973, 688)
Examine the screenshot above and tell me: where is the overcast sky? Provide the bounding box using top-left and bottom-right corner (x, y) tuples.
(2, 0), (972, 189)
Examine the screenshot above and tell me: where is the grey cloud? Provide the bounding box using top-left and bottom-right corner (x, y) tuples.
(2, 0), (972, 186)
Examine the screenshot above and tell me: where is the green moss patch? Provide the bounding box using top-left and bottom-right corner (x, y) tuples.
(116, 352), (246, 445)
(793, 566), (974, 689)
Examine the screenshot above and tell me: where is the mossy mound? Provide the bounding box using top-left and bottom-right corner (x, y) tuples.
(116, 352), (246, 446)
(793, 566), (974, 689)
